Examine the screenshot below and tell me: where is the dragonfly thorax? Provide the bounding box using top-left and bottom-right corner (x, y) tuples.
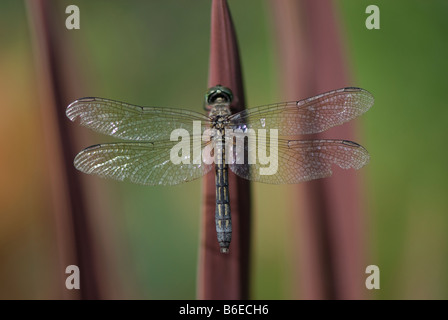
(209, 104), (231, 130)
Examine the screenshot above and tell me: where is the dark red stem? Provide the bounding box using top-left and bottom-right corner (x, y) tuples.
(271, 0), (366, 299)
(197, 0), (251, 300)
(27, 0), (102, 299)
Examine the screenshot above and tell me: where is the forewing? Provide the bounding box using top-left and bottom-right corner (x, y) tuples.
(229, 139), (370, 184)
(229, 87), (373, 135)
(66, 97), (210, 141)
(74, 140), (213, 186)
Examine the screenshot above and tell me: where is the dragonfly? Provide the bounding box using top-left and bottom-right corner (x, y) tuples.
(66, 85), (374, 253)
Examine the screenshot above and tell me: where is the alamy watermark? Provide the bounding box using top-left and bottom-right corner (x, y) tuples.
(170, 121), (279, 176)
(365, 5), (380, 30)
(65, 265), (80, 290)
(365, 265), (380, 290)
(66, 5), (80, 30)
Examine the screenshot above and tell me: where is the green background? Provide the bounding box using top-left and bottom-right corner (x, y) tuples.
(0, 0), (447, 299)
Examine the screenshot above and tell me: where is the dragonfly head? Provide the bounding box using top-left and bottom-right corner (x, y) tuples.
(204, 85), (233, 110)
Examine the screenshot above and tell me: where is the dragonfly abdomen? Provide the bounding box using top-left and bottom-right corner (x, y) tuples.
(214, 134), (232, 253)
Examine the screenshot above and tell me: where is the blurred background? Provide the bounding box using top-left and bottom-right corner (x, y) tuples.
(1, 0), (448, 299)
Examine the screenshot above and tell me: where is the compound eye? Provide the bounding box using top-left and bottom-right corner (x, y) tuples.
(205, 85), (233, 104)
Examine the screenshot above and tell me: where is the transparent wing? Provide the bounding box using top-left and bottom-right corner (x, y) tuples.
(66, 97), (210, 141)
(229, 139), (369, 184)
(74, 140), (213, 186)
(228, 87), (374, 135)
